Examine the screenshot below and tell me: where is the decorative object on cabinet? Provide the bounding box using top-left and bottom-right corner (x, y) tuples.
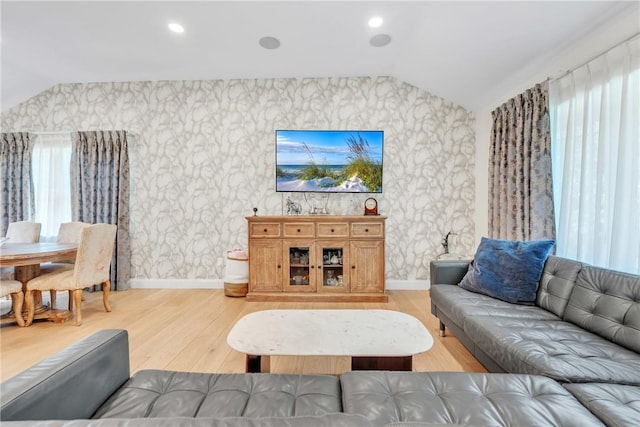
(246, 215), (387, 302)
(305, 193), (330, 215)
(286, 197), (302, 215)
(440, 230), (456, 254)
(364, 197), (378, 215)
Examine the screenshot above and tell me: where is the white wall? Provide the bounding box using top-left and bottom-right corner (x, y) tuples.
(473, 4), (640, 244)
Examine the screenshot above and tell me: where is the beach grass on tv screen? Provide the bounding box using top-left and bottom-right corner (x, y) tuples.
(276, 130), (383, 193)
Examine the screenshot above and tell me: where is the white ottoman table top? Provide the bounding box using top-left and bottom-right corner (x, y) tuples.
(227, 309), (433, 357)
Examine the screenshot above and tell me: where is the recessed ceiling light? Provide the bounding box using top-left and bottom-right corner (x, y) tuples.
(370, 34), (391, 47)
(259, 36), (281, 50)
(368, 16), (383, 28)
(168, 23), (184, 33)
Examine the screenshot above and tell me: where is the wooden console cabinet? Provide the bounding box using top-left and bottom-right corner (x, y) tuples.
(246, 215), (387, 302)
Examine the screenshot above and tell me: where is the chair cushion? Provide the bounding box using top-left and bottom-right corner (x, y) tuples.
(27, 270), (75, 291)
(39, 263), (75, 275)
(340, 371), (603, 427)
(0, 280), (23, 296)
(458, 237), (555, 304)
(94, 371), (342, 419)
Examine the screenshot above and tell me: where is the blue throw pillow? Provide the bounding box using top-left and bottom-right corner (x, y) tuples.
(458, 237), (555, 304)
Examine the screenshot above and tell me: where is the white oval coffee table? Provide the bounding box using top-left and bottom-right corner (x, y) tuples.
(227, 309), (433, 372)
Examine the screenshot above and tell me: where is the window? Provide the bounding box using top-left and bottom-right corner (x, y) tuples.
(549, 36), (639, 274)
(32, 133), (73, 241)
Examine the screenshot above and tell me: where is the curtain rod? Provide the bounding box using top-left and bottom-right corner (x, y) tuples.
(549, 32), (639, 82)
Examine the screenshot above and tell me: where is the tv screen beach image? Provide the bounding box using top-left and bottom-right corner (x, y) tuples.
(276, 130), (383, 193)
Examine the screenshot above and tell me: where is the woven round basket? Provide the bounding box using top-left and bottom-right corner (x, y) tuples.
(224, 282), (248, 297)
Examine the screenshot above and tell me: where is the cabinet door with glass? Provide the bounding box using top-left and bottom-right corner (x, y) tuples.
(283, 239), (317, 292)
(316, 240), (349, 293)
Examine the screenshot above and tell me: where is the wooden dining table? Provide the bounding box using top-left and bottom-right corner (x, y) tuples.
(1, 242), (78, 324)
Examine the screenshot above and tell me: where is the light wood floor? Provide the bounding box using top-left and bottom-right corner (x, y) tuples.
(0, 289), (486, 382)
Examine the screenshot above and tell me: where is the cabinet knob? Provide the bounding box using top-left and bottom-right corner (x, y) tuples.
(351, 265), (356, 269)
(318, 265), (322, 269)
(311, 265), (315, 269)
(263, 228), (268, 232)
(365, 228), (369, 232)
(331, 228), (335, 232)
(297, 228), (301, 232)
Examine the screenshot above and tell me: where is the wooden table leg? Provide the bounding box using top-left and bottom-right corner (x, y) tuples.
(351, 356), (412, 371)
(245, 355), (270, 373)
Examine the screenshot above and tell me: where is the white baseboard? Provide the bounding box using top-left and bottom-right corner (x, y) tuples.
(130, 278), (429, 290)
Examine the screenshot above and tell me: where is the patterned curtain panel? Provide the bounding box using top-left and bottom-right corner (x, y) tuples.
(0, 132), (35, 236)
(71, 130), (131, 290)
(489, 82), (556, 241)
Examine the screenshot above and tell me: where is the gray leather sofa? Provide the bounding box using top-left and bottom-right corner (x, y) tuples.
(0, 329), (365, 427)
(1, 328), (624, 426)
(430, 255), (640, 384)
(430, 255), (640, 425)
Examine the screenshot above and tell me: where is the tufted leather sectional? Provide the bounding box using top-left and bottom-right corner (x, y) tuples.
(430, 255), (640, 425)
(430, 256), (640, 383)
(340, 371), (603, 426)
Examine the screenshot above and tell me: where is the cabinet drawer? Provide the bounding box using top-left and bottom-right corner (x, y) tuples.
(351, 222), (384, 238)
(317, 223), (349, 238)
(283, 223), (315, 238)
(249, 223), (281, 238)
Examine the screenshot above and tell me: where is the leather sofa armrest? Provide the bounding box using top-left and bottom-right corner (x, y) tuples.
(0, 329), (130, 421)
(429, 260), (471, 286)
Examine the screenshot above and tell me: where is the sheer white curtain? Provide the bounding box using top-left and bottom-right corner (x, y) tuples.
(549, 35), (640, 274)
(32, 133), (73, 241)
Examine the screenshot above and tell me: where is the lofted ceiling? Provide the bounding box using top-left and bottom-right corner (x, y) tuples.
(1, 1), (638, 113)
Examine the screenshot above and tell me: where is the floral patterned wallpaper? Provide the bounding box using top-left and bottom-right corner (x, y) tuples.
(1, 76), (475, 285)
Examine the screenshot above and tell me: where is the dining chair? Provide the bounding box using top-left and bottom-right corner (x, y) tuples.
(1, 221), (42, 280)
(5, 221), (41, 243)
(0, 280), (25, 327)
(40, 222), (91, 308)
(25, 223), (117, 326)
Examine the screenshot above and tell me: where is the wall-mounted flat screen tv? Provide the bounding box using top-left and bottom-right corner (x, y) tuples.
(276, 130), (383, 193)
